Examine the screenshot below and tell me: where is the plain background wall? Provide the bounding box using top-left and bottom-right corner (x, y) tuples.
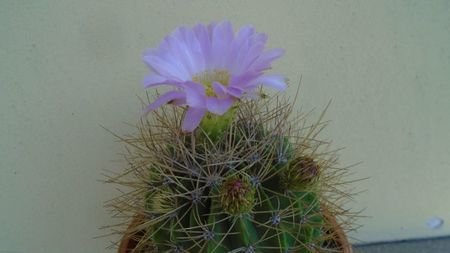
(1, 1), (449, 252)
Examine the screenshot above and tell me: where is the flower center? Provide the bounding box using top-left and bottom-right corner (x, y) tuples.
(192, 70), (230, 96)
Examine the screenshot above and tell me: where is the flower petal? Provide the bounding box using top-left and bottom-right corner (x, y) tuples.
(245, 74), (287, 91)
(171, 98), (186, 106)
(250, 48), (285, 72)
(211, 21), (234, 69)
(212, 81), (227, 97)
(226, 86), (245, 98)
(143, 74), (182, 88)
(144, 91), (186, 114)
(235, 25), (255, 44)
(182, 107), (207, 132)
(229, 72), (260, 88)
(142, 49), (190, 81)
(193, 23), (212, 67)
(183, 81), (207, 108)
(206, 97), (234, 115)
(169, 26), (205, 75)
(229, 33), (267, 75)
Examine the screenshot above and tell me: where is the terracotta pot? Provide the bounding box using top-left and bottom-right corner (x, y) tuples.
(118, 213), (353, 253)
(118, 234), (138, 253)
(322, 207), (353, 253)
(118, 216), (148, 253)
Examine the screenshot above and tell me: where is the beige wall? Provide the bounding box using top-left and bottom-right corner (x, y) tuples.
(1, 1), (449, 252)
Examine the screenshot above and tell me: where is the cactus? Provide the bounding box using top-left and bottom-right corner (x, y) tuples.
(106, 95), (356, 253)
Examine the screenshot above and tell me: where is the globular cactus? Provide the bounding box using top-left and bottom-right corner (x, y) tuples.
(106, 96), (356, 253)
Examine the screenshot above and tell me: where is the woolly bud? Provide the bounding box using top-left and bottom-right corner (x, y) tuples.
(219, 175), (255, 215)
(281, 156), (320, 191)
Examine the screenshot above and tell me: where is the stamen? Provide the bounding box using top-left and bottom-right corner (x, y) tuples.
(192, 70), (230, 96)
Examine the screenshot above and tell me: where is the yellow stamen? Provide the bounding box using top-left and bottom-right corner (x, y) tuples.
(192, 70), (230, 96)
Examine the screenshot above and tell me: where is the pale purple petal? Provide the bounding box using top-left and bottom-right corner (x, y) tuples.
(143, 74), (183, 88)
(250, 48), (285, 72)
(162, 34), (192, 74)
(229, 72), (261, 88)
(206, 97), (234, 115)
(193, 23), (212, 67)
(212, 81), (227, 97)
(244, 74), (287, 91)
(249, 32), (268, 45)
(226, 86), (245, 98)
(211, 21), (234, 69)
(144, 91), (186, 113)
(142, 51), (190, 81)
(183, 81), (207, 108)
(229, 33), (267, 75)
(182, 107), (207, 132)
(207, 21), (218, 34)
(170, 26), (205, 75)
(159, 37), (194, 79)
(236, 40), (266, 73)
(225, 25), (257, 69)
(180, 26), (204, 69)
(171, 98), (186, 106)
(234, 25), (255, 44)
(227, 41), (250, 75)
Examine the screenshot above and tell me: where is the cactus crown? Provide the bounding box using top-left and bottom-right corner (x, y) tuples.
(106, 94), (357, 253)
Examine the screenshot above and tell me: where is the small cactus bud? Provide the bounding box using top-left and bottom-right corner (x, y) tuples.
(281, 156), (320, 191)
(219, 175), (256, 215)
(298, 157), (319, 182)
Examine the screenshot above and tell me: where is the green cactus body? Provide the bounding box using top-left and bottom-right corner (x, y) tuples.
(110, 99), (353, 253)
(140, 112), (327, 253)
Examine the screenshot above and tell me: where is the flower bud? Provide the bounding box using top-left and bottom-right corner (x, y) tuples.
(219, 175), (255, 215)
(281, 156), (320, 191)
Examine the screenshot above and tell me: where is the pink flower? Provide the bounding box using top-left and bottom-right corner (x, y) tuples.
(143, 21), (286, 132)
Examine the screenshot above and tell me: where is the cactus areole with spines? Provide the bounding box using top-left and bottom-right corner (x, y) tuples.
(107, 21), (356, 253)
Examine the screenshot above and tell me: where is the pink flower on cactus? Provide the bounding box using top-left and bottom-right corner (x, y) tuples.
(143, 21), (286, 132)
